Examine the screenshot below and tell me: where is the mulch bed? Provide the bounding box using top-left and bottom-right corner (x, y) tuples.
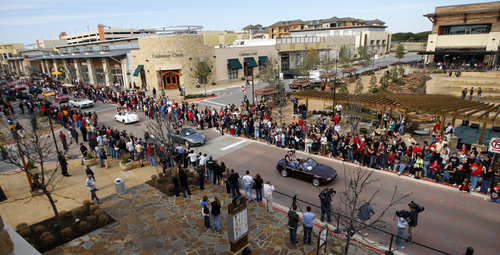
(146, 169), (200, 196)
(15, 202), (115, 253)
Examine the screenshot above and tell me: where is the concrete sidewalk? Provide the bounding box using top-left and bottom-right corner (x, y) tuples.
(0, 156), (160, 228)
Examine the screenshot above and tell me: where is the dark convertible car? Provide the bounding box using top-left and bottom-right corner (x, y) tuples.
(168, 128), (206, 147)
(276, 157), (337, 186)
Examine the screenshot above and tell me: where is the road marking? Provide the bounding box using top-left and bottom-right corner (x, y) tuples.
(220, 140), (246, 151)
(201, 100), (226, 106)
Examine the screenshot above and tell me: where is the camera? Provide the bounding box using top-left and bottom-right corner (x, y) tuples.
(324, 188), (336, 195)
(396, 210), (410, 218)
(319, 188), (336, 201)
(409, 201), (425, 212)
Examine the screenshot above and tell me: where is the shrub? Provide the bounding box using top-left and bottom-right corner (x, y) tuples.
(158, 172), (164, 179)
(87, 215), (97, 226)
(211, 82), (216, 85)
(155, 178), (163, 185)
(151, 175), (158, 181)
(86, 151), (95, 159)
(241, 77), (246, 81)
(187, 177), (194, 185)
(93, 209), (105, 216)
(60, 227), (72, 239)
(16, 223), (28, 231)
(98, 214), (108, 225)
(40, 233), (56, 247)
(79, 221), (88, 231)
(166, 184), (175, 196)
(34, 225), (46, 235)
(121, 153), (130, 164)
(18, 228), (31, 238)
(82, 199), (92, 209)
(58, 210), (67, 220)
(71, 207), (82, 218)
(40, 231), (51, 239)
(89, 205), (99, 213)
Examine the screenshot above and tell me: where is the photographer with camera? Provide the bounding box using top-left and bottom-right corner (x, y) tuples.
(319, 188), (336, 223)
(395, 209), (410, 250)
(407, 201), (425, 243)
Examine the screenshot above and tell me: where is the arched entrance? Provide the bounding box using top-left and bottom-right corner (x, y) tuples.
(161, 70), (181, 90)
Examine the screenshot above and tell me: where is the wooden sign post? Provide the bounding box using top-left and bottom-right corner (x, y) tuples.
(228, 197), (249, 253)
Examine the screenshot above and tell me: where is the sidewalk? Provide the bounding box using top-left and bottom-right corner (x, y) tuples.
(0, 157), (159, 227)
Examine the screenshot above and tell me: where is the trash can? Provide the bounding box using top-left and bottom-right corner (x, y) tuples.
(114, 178), (126, 195)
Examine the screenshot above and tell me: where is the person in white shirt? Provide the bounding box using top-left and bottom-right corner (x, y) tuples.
(86, 174), (100, 204)
(395, 211), (409, 250)
(263, 181), (275, 212)
(126, 140), (135, 160)
(242, 170), (254, 201)
(187, 150), (198, 169)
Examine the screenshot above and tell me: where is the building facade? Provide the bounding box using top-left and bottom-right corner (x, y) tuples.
(214, 39), (277, 83)
(422, 2), (500, 66)
(0, 43), (25, 75)
(130, 35), (216, 96)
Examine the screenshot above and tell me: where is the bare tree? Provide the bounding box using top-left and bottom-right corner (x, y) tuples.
(1, 113), (68, 226)
(145, 111), (179, 169)
(332, 164), (411, 254)
(258, 55), (279, 88)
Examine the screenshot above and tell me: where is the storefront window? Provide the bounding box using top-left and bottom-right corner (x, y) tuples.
(227, 64), (238, 79)
(441, 24), (491, 35)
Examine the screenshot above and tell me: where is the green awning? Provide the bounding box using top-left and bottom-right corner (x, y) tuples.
(258, 56), (269, 66)
(244, 57), (258, 68)
(227, 58), (242, 70)
(133, 65), (143, 76)
(200, 62), (211, 72)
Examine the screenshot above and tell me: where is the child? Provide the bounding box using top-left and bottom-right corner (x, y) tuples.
(459, 179), (470, 193)
(490, 185), (500, 203)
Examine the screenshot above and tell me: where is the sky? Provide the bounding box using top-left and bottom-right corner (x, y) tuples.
(0, 0), (496, 45)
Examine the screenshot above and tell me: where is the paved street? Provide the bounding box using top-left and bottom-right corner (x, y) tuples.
(197, 129), (499, 255)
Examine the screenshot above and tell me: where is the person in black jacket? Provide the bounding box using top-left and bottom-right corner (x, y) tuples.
(211, 197), (222, 231)
(179, 169), (191, 198)
(228, 169), (241, 198)
(407, 201), (425, 242)
(85, 164), (94, 179)
(288, 204), (299, 245)
(58, 152), (70, 177)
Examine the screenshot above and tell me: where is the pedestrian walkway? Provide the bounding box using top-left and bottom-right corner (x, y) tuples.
(46, 183), (319, 254)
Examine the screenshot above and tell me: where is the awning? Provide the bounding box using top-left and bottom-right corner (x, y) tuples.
(200, 62), (211, 72)
(258, 56), (269, 66)
(244, 57), (258, 68)
(227, 58), (242, 70)
(418, 50), (497, 55)
(133, 65), (143, 76)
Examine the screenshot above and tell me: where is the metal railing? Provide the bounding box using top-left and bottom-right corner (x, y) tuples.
(272, 189), (452, 255)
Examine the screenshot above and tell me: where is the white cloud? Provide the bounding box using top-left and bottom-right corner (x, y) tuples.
(0, 3), (42, 11)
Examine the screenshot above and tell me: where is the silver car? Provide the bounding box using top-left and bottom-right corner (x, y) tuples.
(169, 128), (206, 147)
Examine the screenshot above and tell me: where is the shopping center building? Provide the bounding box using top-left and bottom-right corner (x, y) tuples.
(421, 1), (500, 66)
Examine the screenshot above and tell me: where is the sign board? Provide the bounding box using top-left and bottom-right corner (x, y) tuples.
(319, 227), (327, 247)
(228, 197), (249, 252)
(241, 85), (246, 93)
(489, 137), (500, 153)
(194, 78), (199, 85)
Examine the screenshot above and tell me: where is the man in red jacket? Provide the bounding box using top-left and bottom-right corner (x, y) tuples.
(469, 161), (482, 191)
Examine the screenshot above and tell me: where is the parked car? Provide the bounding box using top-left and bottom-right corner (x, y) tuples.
(283, 69), (297, 79)
(69, 98), (94, 109)
(276, 157), (337, 186)
(42, 90), (56, 98)
(168, 127), (206, 147)
(114, 112), (139, 124)
(54, 93), (70, 103)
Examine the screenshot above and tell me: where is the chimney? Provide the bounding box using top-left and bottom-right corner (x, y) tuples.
(97, 24), (106, 41)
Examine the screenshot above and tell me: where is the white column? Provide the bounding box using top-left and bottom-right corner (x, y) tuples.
(44, 60), (51, 74)
(62, 59), (71, 83)
(102, 58), (112, 87)
(73, 59), (82, 83)
(120, 57), (130, 89)
(86, 59), (97, 86)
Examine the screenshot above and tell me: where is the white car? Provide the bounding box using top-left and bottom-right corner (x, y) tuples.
(69, 98), (94, 109)
(114, 112), (139, 124)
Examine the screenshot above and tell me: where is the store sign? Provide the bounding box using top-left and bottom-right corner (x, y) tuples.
(239, 50), (257, 57)
(152, 52), (184, 58)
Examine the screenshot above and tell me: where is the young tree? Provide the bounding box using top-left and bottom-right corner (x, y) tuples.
(357, 46), (371, 67)
(339, 80), (349, 94)
(1, 114), (66, 226)
(258, 55), (280, 88)
(339, 46), (352, 65)
(304, 48), (319, 71)
(146, 111), (180, 171)
(332, 164), (411, 254)
(369, 74), (378, 93)
(395, 44), (406, 62)
(354, 78), (364, 95)
(190, 57), (212, 94)
(319, 53), (336, 73)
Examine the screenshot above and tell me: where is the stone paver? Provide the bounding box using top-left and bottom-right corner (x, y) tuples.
(45, 183), (321, 254)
